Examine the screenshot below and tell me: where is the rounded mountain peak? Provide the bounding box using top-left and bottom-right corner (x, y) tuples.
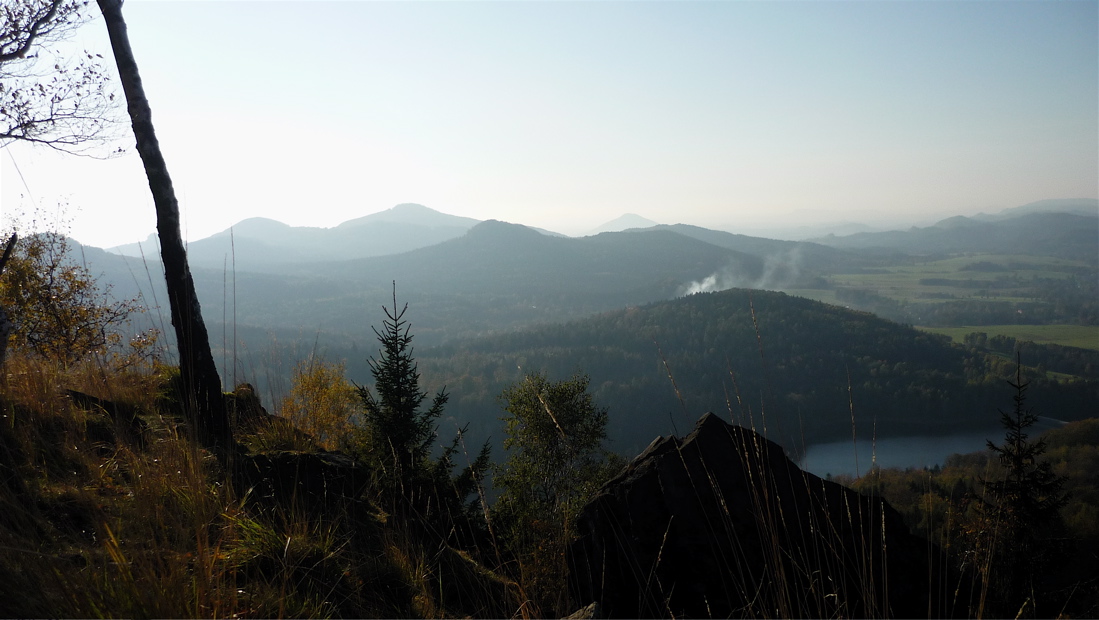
(338, 204), (480, 229)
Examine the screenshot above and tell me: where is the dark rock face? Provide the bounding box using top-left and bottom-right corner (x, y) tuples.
(242, 450), (368, 511)
(225, 383), (272, 430)
(569, 413), (961, 618)
(66, 389), (149, 450)
(226, 384), (369, 511)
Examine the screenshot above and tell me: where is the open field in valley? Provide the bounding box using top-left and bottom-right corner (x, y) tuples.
(917, 324), (1099, 351)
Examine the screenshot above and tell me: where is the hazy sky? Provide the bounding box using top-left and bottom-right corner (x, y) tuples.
(2, 0), (1097, 248)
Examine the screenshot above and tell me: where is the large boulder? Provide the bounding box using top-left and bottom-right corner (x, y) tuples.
(568, 413), (962, 618)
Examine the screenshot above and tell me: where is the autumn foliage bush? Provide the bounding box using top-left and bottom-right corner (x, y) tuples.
(0, 213), (150, 366)
(280, 356), (360, 451)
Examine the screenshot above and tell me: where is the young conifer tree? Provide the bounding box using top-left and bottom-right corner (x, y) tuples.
(353, 285), (491, 536)
(979, 357), (1068, 615)
(356, 286), (446, 498)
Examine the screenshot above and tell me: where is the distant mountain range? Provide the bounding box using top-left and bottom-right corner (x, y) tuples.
(810, 207), (1098, 263)
(182, 220), (783, 347)
(982, 198), (1098, 219)
(640, 224), (867, 274)
(105, 199), (1098, 270)
(65, 198), (1096, 451)
(82, 214), (861, 358)
(108, 203), (481, 271)
(84, 199), (1097, 348)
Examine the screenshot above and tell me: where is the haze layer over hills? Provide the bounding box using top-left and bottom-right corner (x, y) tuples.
(74, 199), (1098, 454)
(109, 203), (482, 270)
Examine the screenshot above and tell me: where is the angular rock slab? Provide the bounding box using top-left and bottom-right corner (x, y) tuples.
(569, 413), (961, 618)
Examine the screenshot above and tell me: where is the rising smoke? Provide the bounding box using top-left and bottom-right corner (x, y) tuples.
(677, 248), (805, 297)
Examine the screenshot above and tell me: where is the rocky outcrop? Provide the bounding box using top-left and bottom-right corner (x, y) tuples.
(225, 383), (273, 430)
(66, 389), (150, 450)
(226, 384), (368, 511)
(569, 413), (962, 618)
(242, 450), (368, 510)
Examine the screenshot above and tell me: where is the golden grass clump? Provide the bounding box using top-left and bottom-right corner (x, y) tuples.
(0, 351), (424, 618)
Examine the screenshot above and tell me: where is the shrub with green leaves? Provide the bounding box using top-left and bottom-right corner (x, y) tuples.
(0, 219), (140, 365)
(493, 371), (621, 616)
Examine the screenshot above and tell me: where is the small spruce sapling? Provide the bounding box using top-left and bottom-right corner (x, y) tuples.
(353, 284), (490, 530)
(978, 356), (1068, 615)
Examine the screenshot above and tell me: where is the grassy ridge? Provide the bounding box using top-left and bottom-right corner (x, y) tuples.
(21, 343), (921, 618)
(2, 349), (1097, 616)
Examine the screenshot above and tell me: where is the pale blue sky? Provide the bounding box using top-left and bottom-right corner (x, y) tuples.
(2, 0), (1096, 248)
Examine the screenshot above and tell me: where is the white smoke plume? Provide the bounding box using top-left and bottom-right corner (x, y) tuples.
(677, 248), (804, 297)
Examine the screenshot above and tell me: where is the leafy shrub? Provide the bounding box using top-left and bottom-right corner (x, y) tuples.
(0, 214), (144, 365)
(280, 356), (360, 451)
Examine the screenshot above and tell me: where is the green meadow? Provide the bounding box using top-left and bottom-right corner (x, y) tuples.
(918, 324), (1099, 351)
(826, 254), (1089, 303)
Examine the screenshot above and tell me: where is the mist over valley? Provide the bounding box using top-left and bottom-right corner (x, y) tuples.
(3, 2), (1096, 614)
(70, 200), (1099, 458)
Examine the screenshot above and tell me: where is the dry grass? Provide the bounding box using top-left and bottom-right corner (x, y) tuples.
(0, 350), (522, 618)
(0, 341), (1062, 618)
(0, 352), (390, 618)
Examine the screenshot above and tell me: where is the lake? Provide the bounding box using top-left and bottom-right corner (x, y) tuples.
(797, 417), (1067, 478)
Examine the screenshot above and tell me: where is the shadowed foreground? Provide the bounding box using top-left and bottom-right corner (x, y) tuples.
(569, 413), (965, 618)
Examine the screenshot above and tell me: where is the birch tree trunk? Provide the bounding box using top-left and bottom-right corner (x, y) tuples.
(97, 0), (233, 456)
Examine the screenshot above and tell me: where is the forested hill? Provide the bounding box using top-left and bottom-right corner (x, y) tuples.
(642, 223), (872, 273)
(184, 221), (772, 345)
(325, 220), (765, 295)
(418, 288), (1097, 456)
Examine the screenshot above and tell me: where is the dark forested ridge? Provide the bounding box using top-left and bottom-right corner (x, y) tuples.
(417, 288), (1098, 456)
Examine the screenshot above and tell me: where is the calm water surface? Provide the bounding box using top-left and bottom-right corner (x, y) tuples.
(798, 418), (1066, 478)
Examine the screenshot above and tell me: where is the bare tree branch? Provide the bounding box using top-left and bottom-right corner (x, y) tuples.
(0, 0), (121, 152)
(0, 0), (64, 62)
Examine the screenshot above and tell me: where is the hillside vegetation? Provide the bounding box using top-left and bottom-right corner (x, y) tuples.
(2, 326), (1097, 617)
(73, 207), (1096, 401)
(840, 417), (1099, 617)
(419, 288), (1098, 456)
(3, 219), (1099, 616)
